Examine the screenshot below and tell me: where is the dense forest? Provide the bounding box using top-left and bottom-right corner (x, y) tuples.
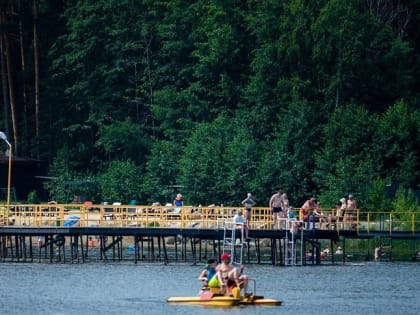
(0, 0), (419, 209)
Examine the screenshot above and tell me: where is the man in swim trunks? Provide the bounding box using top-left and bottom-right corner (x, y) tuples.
(269, 189), (284, 228)
(346, 195), (357, 227)
(214, 253), (249, 295)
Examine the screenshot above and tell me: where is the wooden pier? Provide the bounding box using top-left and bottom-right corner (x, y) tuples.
(1, 203), (419, 264)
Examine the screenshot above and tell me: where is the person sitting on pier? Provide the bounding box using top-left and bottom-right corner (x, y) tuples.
(233, 210), (249, 240)
(173, 193), (184, 207)
(198, 259), (218, 285)
(312, 201), (327, 228)
(327, 201), (345, 229)
(211, 253), (249, 296)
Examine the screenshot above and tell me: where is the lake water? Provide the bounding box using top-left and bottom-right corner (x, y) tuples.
(0, 262), (418, 315)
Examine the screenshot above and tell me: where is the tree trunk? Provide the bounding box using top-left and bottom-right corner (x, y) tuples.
(0, 14), (10, 138)
(33, 0), (40, 159)
(4, 32), (18, 155)
(18, 0), (28, 156)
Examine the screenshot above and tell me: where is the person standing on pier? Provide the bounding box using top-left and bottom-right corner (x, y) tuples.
(269, 189), (284, 228)
(173, 193), (184, 207)
(300, 197), (317, 227)
(339, 197), (347, 227)
(347, 195), (357, 210)
(282, 193), (290, 215)
(339, 198), (347, 213)
(241, 193), (255, 235)
(346, 195), (357, 228)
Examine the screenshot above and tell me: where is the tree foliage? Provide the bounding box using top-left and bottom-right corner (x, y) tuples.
(0, 0), (418, 208)
(98, 160), (141, 204)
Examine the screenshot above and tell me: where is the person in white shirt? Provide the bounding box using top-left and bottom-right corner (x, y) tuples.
(233, 210), (249, 240)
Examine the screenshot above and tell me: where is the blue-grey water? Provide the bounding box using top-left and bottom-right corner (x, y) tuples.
(0, 262), (418, 315)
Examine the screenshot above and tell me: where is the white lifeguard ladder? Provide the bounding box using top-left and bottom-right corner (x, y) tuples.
(218, 218), (245, 265)
(284, 218), (304, 266)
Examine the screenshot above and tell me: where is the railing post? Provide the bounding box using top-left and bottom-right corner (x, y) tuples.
(412, 213), (415, 235)
(389, 212), (392, 234)
(356, 209), (359, 235)
(99, 206), (103, 227)
(59, 205), (64, 227)
(367, 212), (370, 234)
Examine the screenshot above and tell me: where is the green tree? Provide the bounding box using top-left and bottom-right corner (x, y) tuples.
(392, 187), (419, 228)
(315, 104), (380, 208)
(43, 146), (98, 202)
(375, 101), (420, 188)
(43, 147), (73, 202)
(222, 121), (259, 204)
(153, 0), (251, 140)
(256, 99), (321, 206)
(179, 115), (237, 205)
(98, 160), (141, 203)
(242, 0), (321, 138)
(48, 0), (160, 170)
(95, 118), (149, 164)
(311, 0), (414, 110)
(141, 140), (183, 204)
(365, 178), (391, 211)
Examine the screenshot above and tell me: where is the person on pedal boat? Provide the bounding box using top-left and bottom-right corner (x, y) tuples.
(198, 259), (218, 284)
(211, 253), (249, 295)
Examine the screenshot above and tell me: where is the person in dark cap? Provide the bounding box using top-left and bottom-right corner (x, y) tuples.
(198, 258), (218, 285)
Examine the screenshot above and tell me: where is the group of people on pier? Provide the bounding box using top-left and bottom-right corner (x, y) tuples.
(266, 189), (357, 230)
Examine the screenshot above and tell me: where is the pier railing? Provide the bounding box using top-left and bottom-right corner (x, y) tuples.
(1, 204), (419, 235)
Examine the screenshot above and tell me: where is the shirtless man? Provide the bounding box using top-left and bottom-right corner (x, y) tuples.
(269, 190), (284, 228)
(347, 195), (357, 210)
(282, 193), (289, 211)
(312, 201), (327, 228)
(346, 195), (357, 227)
(215, 253), (249, 295)
(300, 197), (317, 226)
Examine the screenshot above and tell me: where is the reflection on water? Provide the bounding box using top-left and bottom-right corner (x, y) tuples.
(0, 262), (419, 315)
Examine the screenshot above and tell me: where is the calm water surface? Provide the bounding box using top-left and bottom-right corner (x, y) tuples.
(0, 262), (418, 315)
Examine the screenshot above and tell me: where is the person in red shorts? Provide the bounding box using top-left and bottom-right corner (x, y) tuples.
(213, 253), (249, 295)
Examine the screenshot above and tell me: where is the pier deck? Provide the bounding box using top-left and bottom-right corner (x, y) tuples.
(1, 203), (419, 264)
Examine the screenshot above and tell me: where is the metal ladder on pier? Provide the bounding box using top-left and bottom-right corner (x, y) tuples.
(284, 218), (304, 266)
(218, 218), (244, 264)
(377, 237), (393, 261)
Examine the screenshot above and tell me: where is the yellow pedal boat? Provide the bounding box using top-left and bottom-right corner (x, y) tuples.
(167, 277), (281, 307)
(167, 282), (281, 307)
(167, 296), (241, 307)
(167, 294), (281, 307)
